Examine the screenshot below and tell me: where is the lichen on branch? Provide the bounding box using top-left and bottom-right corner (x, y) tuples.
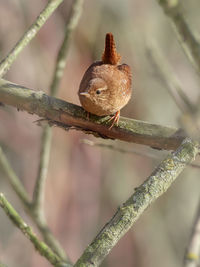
(0, 79), (186, 151)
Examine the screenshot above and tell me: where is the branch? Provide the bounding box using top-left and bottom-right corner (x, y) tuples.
(32, 127), (52, 217)
(0, 147), (30, 206)
(146, 42), (194, 114)
(0, 146), (71, 264)
(157, 0), (200, 74)
(81, 139), (200, 169)
(147, 43), (200, 141)
(0, 194), (69, 267)
(74, 138), (199, 266)
(148, 44), (200, 140)
(50, 0), (84, 97)
(184, 200), (200, 267)
(32, 0), (84, 219)
(0, 79), (186, 151)
(81, 138), (160, 158)
(0, 0), (64, 77)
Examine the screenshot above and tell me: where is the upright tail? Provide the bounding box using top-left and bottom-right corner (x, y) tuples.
(102, 33), (121, 65)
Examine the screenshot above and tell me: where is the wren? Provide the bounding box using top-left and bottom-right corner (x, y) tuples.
(78, 32), (132, 128)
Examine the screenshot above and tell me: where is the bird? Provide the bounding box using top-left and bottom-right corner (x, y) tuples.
(78, 32), (132, 129)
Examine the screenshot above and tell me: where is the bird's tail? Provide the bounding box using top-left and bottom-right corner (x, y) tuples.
(102, 33), (121, 65)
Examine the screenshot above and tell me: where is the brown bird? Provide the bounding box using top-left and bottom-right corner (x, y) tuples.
(78, 32), (132, 128)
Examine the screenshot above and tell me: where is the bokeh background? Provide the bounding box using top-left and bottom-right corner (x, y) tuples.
(0, 0), (200, 266)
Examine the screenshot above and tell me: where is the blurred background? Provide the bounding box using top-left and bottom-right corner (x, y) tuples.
(0, 0), (200, 266)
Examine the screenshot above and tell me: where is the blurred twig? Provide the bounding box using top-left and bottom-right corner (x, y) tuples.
(0, 0), (64, 78)
(32, 0), (84, 227)
(74, 138), (199, 266)
(147, 43), (200, 141)
(0, 193), (67, 267)
(0, 0), (84, 263)
(0, 146), (71, 264)
(157, 0), (200, 74)
(81, 138), (159, 158)
(184, 200), (200, 267)
(0, 79), (187, 151)
(32, 127), (52, 219)
(0, 147), (30, 206)
(50, 0), (84, 97)
(81, 139), (200, 169)
(147, 42), (194, 114)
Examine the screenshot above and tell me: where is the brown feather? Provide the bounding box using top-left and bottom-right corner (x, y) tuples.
(78, 33), (132, 129)
(102, 33), (121, 65)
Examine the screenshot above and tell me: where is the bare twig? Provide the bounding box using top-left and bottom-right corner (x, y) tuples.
(74, 138), (199, 266)
(31, 0), (84, 260)
(81, 139), (200, 169)
(0, 0), (64, 77)
(81, 139), (160, 158)
(50, 0), (84, 97)
(0, 79), (187, 151)
(0, 193), (68, 267)
(184, 200), (200, 267)
(0, 146), (71, 264)
(157, 0), (200, 74)
(32, 127), (52, 218)
(32, 0), (84, 219)
(146, 43), (194, 114)
(0, 147), (30, 206)
(147, 43), (200, 141)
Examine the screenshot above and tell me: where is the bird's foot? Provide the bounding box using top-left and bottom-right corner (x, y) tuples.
(108, 110), (120, 129)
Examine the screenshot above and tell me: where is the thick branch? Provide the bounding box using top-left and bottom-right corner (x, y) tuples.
(0, 0), (64, 77)
(74, 138), (199, 266)
(0, 79), (186, 151)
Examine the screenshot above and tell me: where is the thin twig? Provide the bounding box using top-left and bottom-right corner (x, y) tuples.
(157, 0), (200, 74)
(0, 146), (71, 264)
(0, 147), (30, 206)
(32, 127), (52, 218)
(146, 42), (194, 114)
(0, 193), (68, 267)
(50, 0), (84, 97)
(147, 43), (200, 141)
(81, 139), (200, 169)
(184, 200), (200, 267)
(81, 139), (160, 158)
(32, 0), (84, 219)
(0, 0), (64, 77)
(30, 2), (84, 261)
(74, 138), (199, 266)
(0, 79), (187, 151)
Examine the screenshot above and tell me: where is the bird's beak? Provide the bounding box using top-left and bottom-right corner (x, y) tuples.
(79, 92), (90, 97)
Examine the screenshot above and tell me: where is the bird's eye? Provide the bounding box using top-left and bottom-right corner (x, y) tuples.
(96, 89), (101, 95)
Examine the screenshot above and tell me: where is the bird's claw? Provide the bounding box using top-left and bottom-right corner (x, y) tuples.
(108, 111), (120, 129)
